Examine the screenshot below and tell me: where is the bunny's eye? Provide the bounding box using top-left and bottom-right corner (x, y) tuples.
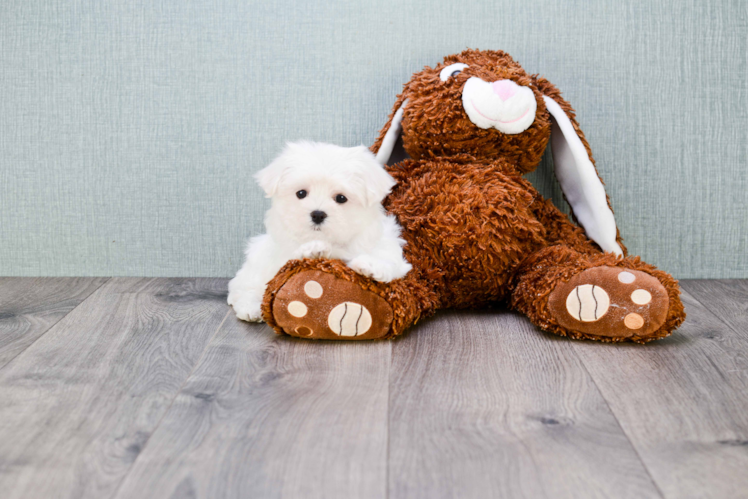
(296, 190), (307, 199)
(439, 63), (469, 82)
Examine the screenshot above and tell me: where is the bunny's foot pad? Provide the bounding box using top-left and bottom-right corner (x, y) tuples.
(548, 266), (669, 341)
(271, 270), (394, 340)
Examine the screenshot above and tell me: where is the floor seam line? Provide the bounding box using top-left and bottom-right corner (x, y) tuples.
(680, 282), (747, 339)
(572, 344), (666, 499)
(385, 339), (392, 500)
(110, 305), (232, 499)
(0, 277), (112, 373)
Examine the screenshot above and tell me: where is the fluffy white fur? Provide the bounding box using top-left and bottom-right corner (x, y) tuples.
(228, 141), (412, 322)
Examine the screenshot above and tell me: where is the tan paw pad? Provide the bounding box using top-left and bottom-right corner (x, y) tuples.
(295, 326), (313, 336)
(328, 302), (372, 337)
(624, 313), (644, 330)
(565, 284), (610, 322)
(304, 280), (323, 298)
(631, 289), (652, 305)
(618, 271), (636, 284)
(287, 301), (307, 317)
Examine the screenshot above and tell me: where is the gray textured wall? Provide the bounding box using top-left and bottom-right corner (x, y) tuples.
(1, 0), (746, 278)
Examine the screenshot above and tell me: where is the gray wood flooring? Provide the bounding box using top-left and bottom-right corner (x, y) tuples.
(0, 278), (746, 498)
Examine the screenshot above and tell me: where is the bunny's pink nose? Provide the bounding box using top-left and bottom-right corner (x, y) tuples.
(492, 79), (517, 101)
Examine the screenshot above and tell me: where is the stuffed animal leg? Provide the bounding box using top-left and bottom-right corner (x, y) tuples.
(259, 49), (686, 342)
(262, 259), (437, 340)
(509, 244), (685, 343)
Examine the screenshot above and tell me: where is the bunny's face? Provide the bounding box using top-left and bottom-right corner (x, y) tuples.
(373, 49), (626, 256)
(379, 50), (552, 173)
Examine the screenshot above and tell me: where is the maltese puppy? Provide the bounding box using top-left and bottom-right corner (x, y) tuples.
(228, 141), (412, 322)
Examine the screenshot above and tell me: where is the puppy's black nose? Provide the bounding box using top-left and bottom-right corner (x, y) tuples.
(310, 210), (327, 225)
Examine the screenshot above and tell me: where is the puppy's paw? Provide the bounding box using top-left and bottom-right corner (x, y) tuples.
(297, 240), (332, 259)
(227, 289), (238, 306)
(348, 255), (410, 283)
(232, 298), (264, 322)
(228, 289), (264, 322)
(227, 276), (249, 306)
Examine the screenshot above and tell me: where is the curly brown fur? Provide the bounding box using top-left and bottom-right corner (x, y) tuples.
(372, 49), (626, 253)
(372, 50), (551, 174)
(384, 156), (549, 308)
(262, 49), (685, 342)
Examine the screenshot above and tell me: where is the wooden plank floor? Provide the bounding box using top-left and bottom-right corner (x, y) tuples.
(0, 278), (746, 498)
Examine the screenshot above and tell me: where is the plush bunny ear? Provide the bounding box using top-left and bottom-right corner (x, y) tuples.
(371, 95), (410, 166)
(539, 88), (624, 257)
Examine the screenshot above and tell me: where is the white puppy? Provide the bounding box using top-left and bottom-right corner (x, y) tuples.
(228, 141), (412, 322)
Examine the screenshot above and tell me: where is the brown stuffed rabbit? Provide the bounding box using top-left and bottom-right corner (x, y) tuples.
(260, 49), (686, 343)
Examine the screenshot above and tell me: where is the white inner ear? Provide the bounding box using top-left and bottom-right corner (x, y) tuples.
(543, 96), (623, 256)
(375, 100), (408, 165)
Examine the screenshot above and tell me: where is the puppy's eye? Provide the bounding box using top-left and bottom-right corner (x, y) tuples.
(439, 63), (469, 81)
(334, 194), (347, 204)
(296, 190), (307, 199)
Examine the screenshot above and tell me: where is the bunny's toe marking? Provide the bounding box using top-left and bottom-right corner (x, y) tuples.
(304, 280), (323, 298)
(631, 289), (652, 305)
(327, 302), (373, 337)
(565, 284), (610, 322)
(287, 301), (307, 318)
(618, 271), (636, 284)
(624, 313), (645, 330)
(295, 326), (313, 336)
(549, 266), (669, 340)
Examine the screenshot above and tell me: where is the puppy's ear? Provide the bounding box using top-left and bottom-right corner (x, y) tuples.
(254, 144), (296, 197)
(352, 146), (396, 206)
(535, 77), (625, 257)
(371, 94), (409, 166)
